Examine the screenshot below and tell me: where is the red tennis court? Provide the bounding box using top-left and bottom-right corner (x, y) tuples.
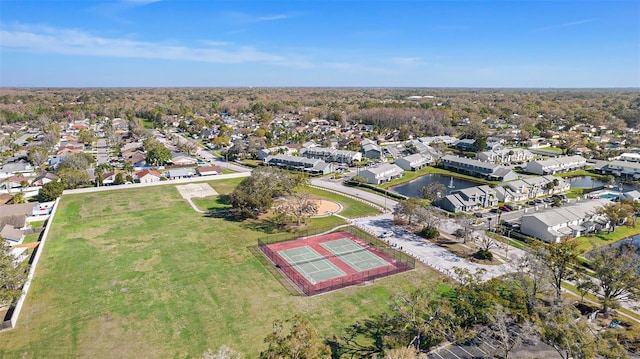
(259, 231), (413, 296)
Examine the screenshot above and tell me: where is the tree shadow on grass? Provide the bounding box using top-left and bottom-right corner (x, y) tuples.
(239, 218), (285, 234)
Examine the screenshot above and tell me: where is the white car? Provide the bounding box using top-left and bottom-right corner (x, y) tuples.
(379, 231), (393, 238)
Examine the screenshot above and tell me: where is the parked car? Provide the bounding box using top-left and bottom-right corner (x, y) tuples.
(379, 231), (393, 238)
(499, 205), (511, 212)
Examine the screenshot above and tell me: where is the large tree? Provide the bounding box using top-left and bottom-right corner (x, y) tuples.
(393, 197), (427, 226)
(38, 181), (64, 201)
(589, 244), (640, 313)
(58, 168), (91, 189)
(597, 202), (634, 233)
(419, 182), (446, 202)
(145, 145), (172, 166)
(259, 315), (331, 359)
(0, 240), (28, 307)
(542, 238), (580, 302)
(229, 167), (301, 219)
(538, 304), (597, 359)
(386, 288), (456, 351)
(57, 152), (95, 171)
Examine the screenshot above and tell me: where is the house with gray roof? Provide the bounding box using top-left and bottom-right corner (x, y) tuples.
(264, 155), (333, 175)
(436, 185), (498, 213)
(395, 153), (432, 171)
(166, 168), (194, 179)
(524, 155), (587, 175)
(301, 147), (362, 164)
(597, 160), (640, 180)
(0, 160), (34, 179)
(520, 199), (610, 242)
(495, 175), (570, 202)
(440, 155), (518, 181)
(476, 148), (534, 164)
(361, 139), (382, 159)
(359, 163), (404, 184)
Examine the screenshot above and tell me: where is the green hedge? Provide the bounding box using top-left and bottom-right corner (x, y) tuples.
(344, 180), (407, 200)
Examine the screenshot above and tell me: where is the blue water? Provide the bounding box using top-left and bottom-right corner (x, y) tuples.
(568, 176), (638, 192)
(390, 174), (479, 198)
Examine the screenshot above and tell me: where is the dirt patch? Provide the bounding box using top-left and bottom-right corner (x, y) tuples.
(312, 199), (342, 217)
(175, 183), (218, 200)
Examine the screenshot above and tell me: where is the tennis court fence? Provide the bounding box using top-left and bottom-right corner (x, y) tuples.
(257, 225), (415, 296)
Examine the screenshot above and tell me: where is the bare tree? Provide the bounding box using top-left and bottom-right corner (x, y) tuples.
(275, 193), (318, 226)
(541, 238), (579, 303)
(511, 251), (549, 316)
(490, 305), (535, 359)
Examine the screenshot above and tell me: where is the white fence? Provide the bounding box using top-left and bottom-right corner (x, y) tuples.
(0, 198), (60, 332)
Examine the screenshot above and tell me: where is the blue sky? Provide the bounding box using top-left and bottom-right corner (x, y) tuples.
(1, 0), (638, 87)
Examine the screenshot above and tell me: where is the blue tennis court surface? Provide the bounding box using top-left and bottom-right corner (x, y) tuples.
(278, 246), (345, 284)
(321, 239), (389, 272)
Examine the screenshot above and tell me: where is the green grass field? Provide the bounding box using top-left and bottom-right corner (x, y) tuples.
(575, 221), (640, 254)
(0, 180), (437, 358)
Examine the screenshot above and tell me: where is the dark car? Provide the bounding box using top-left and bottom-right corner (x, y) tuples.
(499, 205), (511, 212)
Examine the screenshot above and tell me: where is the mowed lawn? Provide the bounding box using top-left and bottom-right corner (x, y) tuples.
(0, 180), (436, 358)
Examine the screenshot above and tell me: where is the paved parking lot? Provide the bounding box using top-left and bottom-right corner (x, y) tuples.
(428, 333), (562, 359)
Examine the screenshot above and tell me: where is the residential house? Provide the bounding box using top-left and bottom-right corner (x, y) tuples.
(0, 160), (34, 179)
(170, 153), (198, 166)
(124, 152), (147, 168)
(101, 171), (121, 185)
(196, 166), (222, 176)
(0, 224), (24, 243)
(440, 155), (519, 181)
(264, 154), (333, 175)
(395, 153), (432, 171)
(32, 172), (58, 187)
(619, 153), (640, 163)
(436, 185), (498, 213)
(597, 160), (640, 180)
(0, 202), (54, 229)
(620, 190), (640, 202)
(524, 155), (587, 175)
(418, 136), (458, 146)
(136, 170), (162, 183)
(495, 176), (570, 202)
(257, 146), (290, 160)
(361, 139), (383, 159)
(359, 163), (404, 184)
(452, 139), (477, 151)
(520, 199), (611, 243)
(476, 148), (534, 164)
(301, 147), (362, 164)
(167, 168), (194, 179)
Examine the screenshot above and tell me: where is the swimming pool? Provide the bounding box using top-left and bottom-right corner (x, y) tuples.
(598, 193), (619, 199)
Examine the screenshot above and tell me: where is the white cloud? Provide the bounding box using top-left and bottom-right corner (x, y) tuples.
(532, 19), (595, 33)
(222, 11), (300, 24)
(0, 24), (311, 66)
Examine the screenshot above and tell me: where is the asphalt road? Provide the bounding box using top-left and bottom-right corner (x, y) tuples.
(96, 138), (109, 165)
(310, 177), (398, 211)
